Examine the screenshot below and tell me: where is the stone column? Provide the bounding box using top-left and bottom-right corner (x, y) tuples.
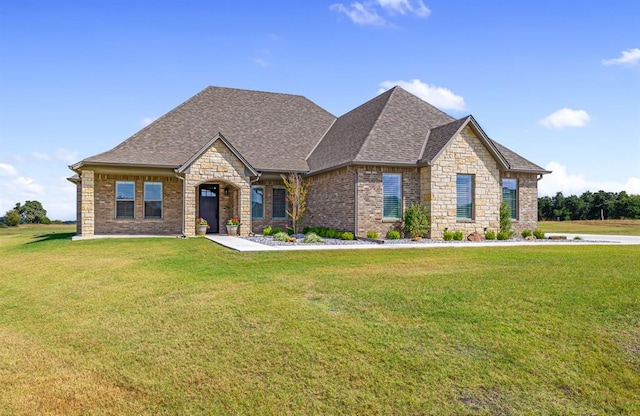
(184, 185), (196, 236)
(80, 169), (95, 237)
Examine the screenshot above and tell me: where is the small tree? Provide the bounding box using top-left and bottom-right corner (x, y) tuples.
(281, 172), (308, 234)
(499, 201), (515, 238)
(404, 202), (430, 238)
(3, 209), (20, 227)
(16, 200), (50, 224)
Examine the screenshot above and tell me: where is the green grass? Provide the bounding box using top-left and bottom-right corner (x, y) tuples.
(539, 219), (640, 236)
(1, 225), (639, 414)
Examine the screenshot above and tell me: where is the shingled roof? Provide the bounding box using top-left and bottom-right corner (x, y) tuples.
(73, 85), (548, 175)
(79, 86), (335, 172)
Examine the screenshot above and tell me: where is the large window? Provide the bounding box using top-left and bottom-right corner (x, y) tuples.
(116, 181), (135, 219)
(456, 174), (474, 219)
(383, 173), (402, 220)
(272, 187), (287, 219)
(144, 182), (162, 219)
(502, 178), (518, 219)
(251, 185), (264, 219)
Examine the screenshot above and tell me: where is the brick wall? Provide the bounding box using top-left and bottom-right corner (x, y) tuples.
(356, 165), (420, 237)
(501, 171), (539, 234)
(93, 174), (183, 235)
(306, 167), (355, 232)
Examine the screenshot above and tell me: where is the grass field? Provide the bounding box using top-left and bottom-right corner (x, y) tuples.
(1, 225), (639, 414)
(539, 219), (640, 236)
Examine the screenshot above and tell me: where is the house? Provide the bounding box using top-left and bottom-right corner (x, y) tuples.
(69, 86), (550, 239)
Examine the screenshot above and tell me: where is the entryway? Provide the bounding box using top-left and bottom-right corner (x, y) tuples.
(198, 184), (219, 233)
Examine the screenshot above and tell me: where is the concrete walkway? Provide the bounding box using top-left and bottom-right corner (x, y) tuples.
(206, 233), (640, 252)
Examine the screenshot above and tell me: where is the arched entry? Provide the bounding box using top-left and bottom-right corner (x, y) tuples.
(198, 184), (219, 233)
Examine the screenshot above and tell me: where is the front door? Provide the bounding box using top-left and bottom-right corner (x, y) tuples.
(198, 184), (219, 233)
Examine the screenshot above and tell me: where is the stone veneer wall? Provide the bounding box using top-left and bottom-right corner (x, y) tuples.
(251, 179), (289, 234)
(93, 174), (182, 235)
(426, 126), (501, 239)
(356, 166), (420, 237)
(76, 181), (83, 236)
(80, 170), (95, 237)
(305, 167), (355, 232)
(501, 171), (539, 234)
(182, 141), (251, 236)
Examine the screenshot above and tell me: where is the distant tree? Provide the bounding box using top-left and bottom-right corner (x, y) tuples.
(15, 200), (51, 224)
(551, 192), (570, 221)
(564, 195), (587, 220)
(538, 196), (553, 220)
(539, 190), (640, 220)
(3, 209), (20, 227)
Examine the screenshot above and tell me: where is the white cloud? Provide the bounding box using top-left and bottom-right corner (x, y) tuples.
(539, 161), (640, 196)
(379, 79), (465, 111)
(23, 148), (80, 164)
(539, 108), (590, 129)
(0, 163), (18, 177)
(0, 173), (75, 220)
(140, 117), (155, 127)
(330, 2), (386, 26)
(378, 0), (430, 17)
(602, 48), (640, 66)
(330, 0), (430, 26)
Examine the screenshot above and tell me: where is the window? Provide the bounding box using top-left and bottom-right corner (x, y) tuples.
(272, 187), (287, 219)
(456, 174), (474, 219)
(144, 182), (162, 219)
(383, 173), (402, 220)
(115, 181), (135, 219)
(251, 185), (264, 219)
(502, 178), (518, 219)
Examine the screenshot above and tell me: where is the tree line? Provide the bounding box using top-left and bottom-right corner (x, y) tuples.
(538, 191), (640, 221)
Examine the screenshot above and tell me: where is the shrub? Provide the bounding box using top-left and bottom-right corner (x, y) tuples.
(273, 231), (289, 242)
(521, 229), (533, 238)
(452, 230), (464, 241)
(3, 210), (20, 227)
(403, 202), (430, 239)
(497, 230), (511, 240)
(485, 230), (496, 240)
(442, 230), (454, 241)
(366, 231), (379, 239)
(573, 236), (583, 240)
(303, 232), (323, 243)
(341, 232), (354, 241)
(262, 226), (273, 236)
(386, 230), (400, 240)
(533, 229), (545, 239)
(273, 227), (283, 234)
(499, 202), (515, 238)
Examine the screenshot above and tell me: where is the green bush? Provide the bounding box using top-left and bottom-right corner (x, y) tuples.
(273, 227), (283, 234)
(533, 229), (545, 239)
(366, 231), (378, 239)
(273, 231), (289, 242)
(403, 202), (430, 239)
(341, 232), (354, 241)
(3, 210), (20, 227)
(452, 230), (464, 241)
(573, 236), (583, 240)
(303, 232), (323, 243)
(262, 226), (273, 236)
(485, 230), (496, 240)
(497, 230), (511, 240)
(442, 230), (454, 241)
(499, 202), (515, 238)
(386, 230), (400, 240)
(521, 229), (533, 238)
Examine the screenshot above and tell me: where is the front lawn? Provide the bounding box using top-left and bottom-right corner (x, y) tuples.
(539, 219), (640, 236)
(1, 225), (638, 414)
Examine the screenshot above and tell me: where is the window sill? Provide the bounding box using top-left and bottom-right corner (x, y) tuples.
(456, 219), (475, 223)
(382, 218), (401, 223)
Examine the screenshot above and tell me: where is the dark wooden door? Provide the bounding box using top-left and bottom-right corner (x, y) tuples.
(198, 184), (219, 233)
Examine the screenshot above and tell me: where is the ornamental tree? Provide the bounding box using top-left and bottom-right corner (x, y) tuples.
(281, 172), (308, 234)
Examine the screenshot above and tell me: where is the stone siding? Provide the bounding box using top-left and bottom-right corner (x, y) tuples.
(80, 170), (95, 237)
(93, 174), (182, 235)
(182, 141), (251, 236)
(306, 167), (355, 232)
(356, 166), (420, 237)
(501, 172), (539, 234)
(426, 126), (501, 239)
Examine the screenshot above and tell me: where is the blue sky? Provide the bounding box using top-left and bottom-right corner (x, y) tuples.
(1, 0), (638, 220)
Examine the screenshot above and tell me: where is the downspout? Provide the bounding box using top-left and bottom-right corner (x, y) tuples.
(175, 171), (186, 237)
(249, 173), (262, 235)
(347, 166), (358, 236)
